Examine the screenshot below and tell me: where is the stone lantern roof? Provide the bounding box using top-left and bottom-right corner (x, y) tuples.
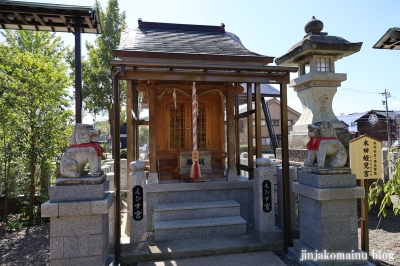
(275, 16), (362, 66)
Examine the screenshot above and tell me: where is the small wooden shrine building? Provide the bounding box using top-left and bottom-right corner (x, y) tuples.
(110, 19), (297, 182)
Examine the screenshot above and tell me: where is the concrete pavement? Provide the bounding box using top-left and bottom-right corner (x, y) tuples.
(137, 251), (287, 266)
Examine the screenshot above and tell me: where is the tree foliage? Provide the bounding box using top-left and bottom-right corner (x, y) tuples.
(79, 0), (126, 146)
(369, 150), (400, 217)
(1, 30), (65, 65)
(0, 30), (74, 223)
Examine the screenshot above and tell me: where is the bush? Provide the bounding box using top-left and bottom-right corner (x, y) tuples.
(369, 153), (400, 216)
(239, 144), (256, 154)
(120, 148), (127, 159)
(6, 214), (22, 232)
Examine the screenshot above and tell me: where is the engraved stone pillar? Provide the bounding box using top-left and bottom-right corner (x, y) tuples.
(288, 167), (369, 265)
(106, 172), (115, 249)
(253, 157), (282, 242)
(41, 175), (114, 266)
(128, 160), (148, 255)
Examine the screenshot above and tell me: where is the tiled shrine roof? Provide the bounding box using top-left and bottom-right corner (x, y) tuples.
(117, 19), (274, 63)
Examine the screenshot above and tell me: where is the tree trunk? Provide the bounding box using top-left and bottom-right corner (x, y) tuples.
(3, 160), (9, 225)
(2, 128), (9, 224)
(40, 161), (50, 196)
(108, 106), (115, 157)
(29, 163), (36, 223)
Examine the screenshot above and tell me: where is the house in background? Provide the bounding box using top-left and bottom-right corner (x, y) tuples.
(355, 110), (399, 146)
(239, 97), (301, 153)
(337, 112), (366, 134)
(337, 110), (399, 146)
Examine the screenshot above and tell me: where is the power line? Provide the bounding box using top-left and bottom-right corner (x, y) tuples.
(338, 88), (399, 101)
(338, 88), (381, 94)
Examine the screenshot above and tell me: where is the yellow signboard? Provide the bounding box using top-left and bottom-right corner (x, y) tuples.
(349, 135), (382, 179)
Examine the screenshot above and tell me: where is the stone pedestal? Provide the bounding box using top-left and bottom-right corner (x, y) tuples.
(106, 172), (115, 248)
(128, 160), (149, 254)
(288, 168), (369, 266)
(253, 158), (283, 242)
(42, 174), (114, 266)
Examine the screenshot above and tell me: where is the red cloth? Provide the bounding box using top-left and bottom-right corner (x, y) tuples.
(69, 143), (104, 157)
(307, 137), (337, 150)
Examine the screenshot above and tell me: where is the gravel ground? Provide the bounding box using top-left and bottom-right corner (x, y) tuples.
(0, 222), (50, 266)
(366, 209), (400, 266)
(0, 211), (399, 266)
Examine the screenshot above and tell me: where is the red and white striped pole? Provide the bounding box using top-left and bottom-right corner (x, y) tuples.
(190, 82), (201, 179)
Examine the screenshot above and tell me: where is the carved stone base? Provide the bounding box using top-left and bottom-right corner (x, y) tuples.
(56, 174), (106, 186)
(300, 166), (351, 175)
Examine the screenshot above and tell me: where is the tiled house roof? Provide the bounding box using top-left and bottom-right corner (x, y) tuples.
(355, 110), (400, 121)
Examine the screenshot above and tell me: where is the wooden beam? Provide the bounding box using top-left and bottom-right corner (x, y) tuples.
(148, 83), (157, 173)
(235, 109), (255, 119)
(133, 81), (140, 160)
(32, 13), (46, 26)
(126, 80), (135, 164)
(247, 83), (254, 179)
(226, 85), (237, 180)
(109, 59), (297, 73)
(0, 12), (11, 24)
(84, 16), (94, 28)
(125, 80), (134, 240)
(280, 82), (292, 248)
(0, 5), (90, 17)
(255, 83), (262, 159)
(113, 69), (272, 83)
(235, 93), (240, 176)
(13, 12), (29, 25)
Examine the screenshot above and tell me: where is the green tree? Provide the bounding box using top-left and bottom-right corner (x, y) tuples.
(1, 30), (66, 65)
(80, 0), (126, 149)
(0, 48), (21, 224)
(139, 125), (149, 147)
(369, 151), (400, 217)
(0, 31), (74, 223)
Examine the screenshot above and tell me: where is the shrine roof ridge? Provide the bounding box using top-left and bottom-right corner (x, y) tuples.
(138, 18), (225, 33)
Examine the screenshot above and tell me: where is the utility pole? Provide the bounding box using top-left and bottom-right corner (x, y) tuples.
(381, 89), (391, 147)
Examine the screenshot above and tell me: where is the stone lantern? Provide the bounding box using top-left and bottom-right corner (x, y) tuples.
(275, 16), (362, 154)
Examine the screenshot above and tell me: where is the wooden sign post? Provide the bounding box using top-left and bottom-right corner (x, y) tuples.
(349, 135), (382, 254)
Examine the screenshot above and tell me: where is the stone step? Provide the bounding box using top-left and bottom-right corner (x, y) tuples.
(154, 216), (246, 241)
(121, 225), (284, 264)
(153, 200), (240, 221)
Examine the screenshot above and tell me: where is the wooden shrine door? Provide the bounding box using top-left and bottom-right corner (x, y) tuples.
(167, 99), (210, 151)
(156, 94), (224, 181)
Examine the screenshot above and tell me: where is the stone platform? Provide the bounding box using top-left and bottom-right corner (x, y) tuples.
(288, 169), (369, 265)
(121, 225), (283, 265)
(42, 174), (114, 266)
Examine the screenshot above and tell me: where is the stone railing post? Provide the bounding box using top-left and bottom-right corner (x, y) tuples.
(254, 157), (281, 242)
(106, 169), (115, 250)
(41, 174), (113, 265)
(128, 160), (148, 254)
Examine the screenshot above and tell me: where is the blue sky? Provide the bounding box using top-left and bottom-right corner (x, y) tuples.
(5, 0), (400, 122)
